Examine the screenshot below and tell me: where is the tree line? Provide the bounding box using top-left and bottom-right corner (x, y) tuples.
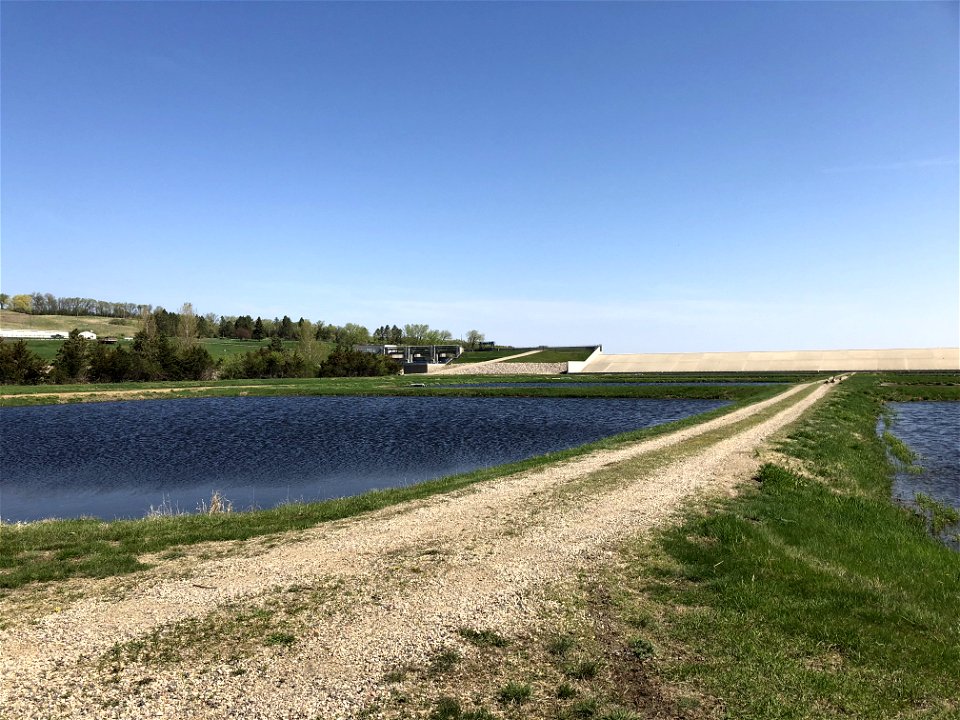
(0, 291), (486, 349)
(0, 330), (401, 385)
(0, 292), (149, 318)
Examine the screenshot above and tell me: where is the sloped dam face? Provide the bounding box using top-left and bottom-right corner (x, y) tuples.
(0, 395), (727, 522)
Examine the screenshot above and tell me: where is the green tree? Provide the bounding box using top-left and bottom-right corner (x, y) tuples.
(403, 323), (429, 344)
(335, 323), (371, 346)
(0, 339), (46, 384)
(219, 316), (236, 338)
(296, 317), (310, 341)
(0, 293), (9, 310)
(465, 330), (485, 350)
(132, 329), (179, 380)
(318, 346), (401, 377)
(314, 321), (334, 341)
(234, 315), (254, 337)
(424, 328), (453, 344)
(178, 344), (217, 380)
(278, 315), (295, 340)
(253, 317), (265, 341)
(51, 329), (89, 383)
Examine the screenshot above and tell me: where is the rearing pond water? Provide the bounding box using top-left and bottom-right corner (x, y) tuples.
(0, 395), (728, 522)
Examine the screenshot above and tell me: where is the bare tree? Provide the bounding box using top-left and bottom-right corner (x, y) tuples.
(178, 302), (198, 348)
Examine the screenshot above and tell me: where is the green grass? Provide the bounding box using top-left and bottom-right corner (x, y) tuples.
(450, 346), (597, 364)
(22, 338), (119, 361)
(450, 347), (535, 363)
(0, 373), (786, 406)
(497, 681), (532, 704)
(458, 627), (510, 648)
(0, 382), (786, 589)
(604, 374), (960, 718)
(502, 348), (596, 363)
(199, 338), (325, 361)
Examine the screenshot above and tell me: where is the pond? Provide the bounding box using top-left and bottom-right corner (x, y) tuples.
(883, 402), (960, 549)
(0, 395), (728, 522)
(885, 402), (960, 510)
(444, 382), (785, 388)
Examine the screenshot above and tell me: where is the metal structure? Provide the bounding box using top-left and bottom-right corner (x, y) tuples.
(355, 344), (463, 364)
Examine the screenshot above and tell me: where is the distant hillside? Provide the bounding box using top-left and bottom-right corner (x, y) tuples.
(0, 310), (139, 334)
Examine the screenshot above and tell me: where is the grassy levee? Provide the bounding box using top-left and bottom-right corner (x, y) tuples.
(449, 348), (536, 363)
(594, 373), (959, 718)
(0, 383), (788, 590)
(0, 375), (794, 406)
(502, 348), (595, 363)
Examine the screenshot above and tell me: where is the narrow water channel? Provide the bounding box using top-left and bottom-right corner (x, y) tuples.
(0, 395), (727, 522)
(883, 401), (960, 549)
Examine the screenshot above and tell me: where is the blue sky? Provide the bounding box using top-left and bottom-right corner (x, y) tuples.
(2, 1), (957, 353)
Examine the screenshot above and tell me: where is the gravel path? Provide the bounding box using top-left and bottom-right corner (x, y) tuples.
(0, 381), (833, 719)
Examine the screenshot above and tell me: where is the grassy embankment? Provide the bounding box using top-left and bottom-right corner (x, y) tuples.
(0, 373), (828, 406)
(450, 348), (536, 363)
(0, 380), (793, 590)
(502, 348), (596, 363)
(423, 372), (957, 719)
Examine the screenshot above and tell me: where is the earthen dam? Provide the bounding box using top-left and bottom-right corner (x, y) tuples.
(570, 347), (959, 373)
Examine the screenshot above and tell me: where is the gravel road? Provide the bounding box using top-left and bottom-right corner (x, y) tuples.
(0, 380), (833, 719)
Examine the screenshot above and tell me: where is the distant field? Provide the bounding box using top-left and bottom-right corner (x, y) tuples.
(0, 310), (139, 334)
(201, 338), (313, 360)
(502, 348), (595, 363)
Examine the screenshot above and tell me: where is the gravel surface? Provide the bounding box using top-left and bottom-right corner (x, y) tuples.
(0, 381), (833, 719)
(435, 361), (566, 375)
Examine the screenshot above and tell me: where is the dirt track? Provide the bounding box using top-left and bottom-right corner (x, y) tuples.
(0, 381), (833, 719)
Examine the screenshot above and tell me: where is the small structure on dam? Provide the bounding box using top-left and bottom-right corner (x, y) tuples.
(356, 343), (463, 373)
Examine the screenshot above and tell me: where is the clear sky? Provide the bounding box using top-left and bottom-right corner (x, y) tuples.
(2, 1), (957, 353)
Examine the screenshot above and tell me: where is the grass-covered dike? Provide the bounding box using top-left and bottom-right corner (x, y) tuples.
(2, 373), (957, 718)
(574, 373), (959, 718)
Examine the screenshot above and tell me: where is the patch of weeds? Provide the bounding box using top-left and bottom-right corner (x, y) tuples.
(458, 627), (509, 648)
(623, 609), (653, 630)
(264, 631), (296, 647)
(427, 647), (461, 676)
(564, 696), (599, 718)
(914, 492), (960, 535)
(598, 708), (641, 720)
(564, 657), (598, 680)
(547, 633), (576, 656)
(557, 682), (578, 699)
(429, 697), (496, 720)
(627, 636), (654, 659)
(383, 666), (410, 683)
(497, 681), (531, 705)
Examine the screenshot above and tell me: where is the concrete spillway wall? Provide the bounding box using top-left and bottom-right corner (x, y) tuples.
(579, 348), (960, 373)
